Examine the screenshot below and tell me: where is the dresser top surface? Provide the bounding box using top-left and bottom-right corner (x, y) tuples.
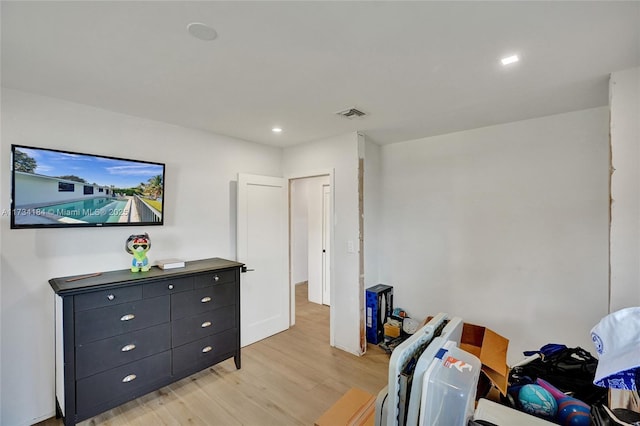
(49, 257), (244, 295)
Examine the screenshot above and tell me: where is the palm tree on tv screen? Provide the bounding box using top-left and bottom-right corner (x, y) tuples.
(143, 175), (163, 200)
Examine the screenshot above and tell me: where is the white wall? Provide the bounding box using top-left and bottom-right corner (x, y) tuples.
(361, 134), (382, 291)
(290, 178), (309, 285)
(283, 133), (362, 354)
(0, 89), (282, 426)
(379, 107), (611, 364)
(609, 67), (640, 311)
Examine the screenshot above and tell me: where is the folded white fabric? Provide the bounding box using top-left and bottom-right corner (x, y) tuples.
(591, 307), (640, 390)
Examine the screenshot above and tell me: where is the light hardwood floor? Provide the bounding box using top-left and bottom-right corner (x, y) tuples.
(39, 284), (389, 425)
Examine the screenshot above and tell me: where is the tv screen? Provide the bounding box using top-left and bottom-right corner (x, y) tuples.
(10, 145), (165, 229)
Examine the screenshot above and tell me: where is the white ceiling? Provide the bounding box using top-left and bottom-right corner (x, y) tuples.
(2, 1), (639, 148)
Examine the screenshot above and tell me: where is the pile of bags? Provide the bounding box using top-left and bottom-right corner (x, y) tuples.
(504, 306), (640, 425)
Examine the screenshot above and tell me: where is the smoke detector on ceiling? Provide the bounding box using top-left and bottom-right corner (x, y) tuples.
(336, 107), (367, 119)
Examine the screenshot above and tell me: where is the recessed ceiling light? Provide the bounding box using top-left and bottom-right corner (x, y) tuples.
(187, 23), (217, 41)
(272, 127), (283, 133)
(501, 55), (519, 66)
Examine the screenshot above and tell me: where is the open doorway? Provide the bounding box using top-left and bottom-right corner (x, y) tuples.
(289, 174), (332, 335)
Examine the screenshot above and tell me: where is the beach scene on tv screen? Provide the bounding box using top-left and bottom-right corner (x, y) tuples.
(12, 147), (164, 226)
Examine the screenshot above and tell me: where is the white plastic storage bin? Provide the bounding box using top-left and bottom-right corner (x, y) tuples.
(419, 342), (481, 426)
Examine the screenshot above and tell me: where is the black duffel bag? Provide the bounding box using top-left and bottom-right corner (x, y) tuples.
(509, 345), (608, 406)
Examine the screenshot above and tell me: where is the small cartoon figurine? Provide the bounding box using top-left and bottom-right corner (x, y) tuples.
(125, 233), (151, 272)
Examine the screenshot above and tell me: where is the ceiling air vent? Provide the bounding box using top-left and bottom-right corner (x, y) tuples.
(336, 107), (366, 119)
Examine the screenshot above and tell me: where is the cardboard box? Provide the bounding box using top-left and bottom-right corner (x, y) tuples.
(315, 388), (375, 426)
(459, 322), (509, 395)
(384, 321), (401, 338)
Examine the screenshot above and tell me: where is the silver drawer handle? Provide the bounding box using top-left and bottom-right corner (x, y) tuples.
(120, 314), (135, 321)
(213, 275), (220, 282)
(168, 284), (174, 290)
(122, 374), (137, 383)
(201, 321), (212, 328)
(202, 346), (213, 353)
(201, 296), (212, 303)
(121, 344), (136, 352)
(107, 294), (115, 301)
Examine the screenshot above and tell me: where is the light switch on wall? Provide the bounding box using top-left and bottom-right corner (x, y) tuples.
(347, 240), (355, 253)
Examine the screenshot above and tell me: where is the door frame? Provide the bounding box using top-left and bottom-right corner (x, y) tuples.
(287, 169), (335, 347)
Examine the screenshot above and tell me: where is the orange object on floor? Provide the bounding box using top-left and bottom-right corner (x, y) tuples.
(315, 388), (376, 426)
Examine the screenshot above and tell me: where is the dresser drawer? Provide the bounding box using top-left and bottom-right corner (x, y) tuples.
(76, 323), (171, 379)
(171, 282), (236, 320)
(76, 350), (171, 413)
(75, 285), (142, 312)
(75, 296), (170, 344)
(171, 304), (236, 347)
(142, 276), (193, 298)
(172, 329), (237, 375)
(194, 270), (235, 289)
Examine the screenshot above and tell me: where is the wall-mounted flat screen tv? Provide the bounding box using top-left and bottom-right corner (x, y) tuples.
(10, 145), (165, 229)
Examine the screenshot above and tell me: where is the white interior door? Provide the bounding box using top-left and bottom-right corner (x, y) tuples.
(322, 184), (331, 306)
(237, 173), (289, 347)
(307, 178), (323, 305)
